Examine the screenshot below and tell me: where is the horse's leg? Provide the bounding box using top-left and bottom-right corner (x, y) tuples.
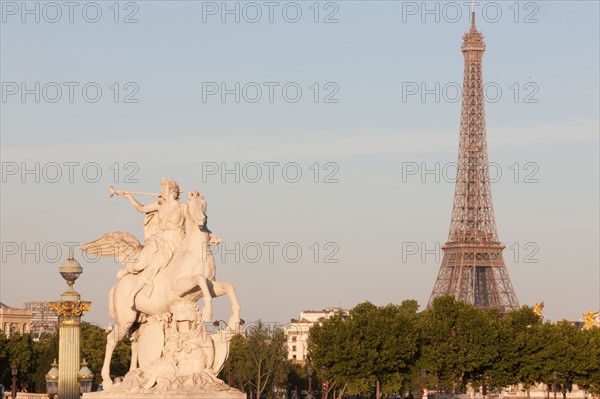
(103, 277), (138, 389)
(211, 281), (241, 329)
(102, 324), (127, 389)
(195, 275), (213, 322)
(130, 339), (138, 372)
(129, 328), (141, 372)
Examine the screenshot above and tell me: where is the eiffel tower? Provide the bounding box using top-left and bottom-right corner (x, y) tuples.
(427, 3), (520, 312)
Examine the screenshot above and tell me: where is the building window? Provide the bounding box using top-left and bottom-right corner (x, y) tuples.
(292, 355), (297, 360)
(292, 345), (296, 352)
(292, 336), (297, 342)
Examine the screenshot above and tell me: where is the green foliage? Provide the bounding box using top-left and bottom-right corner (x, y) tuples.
(111, 335), (133, 380)
(4, 322), (131, 393)
(511, 320), (545, 396)
(0, 333), (10, 389)
(80, 322), (131, 389)
(542, 321), (592, 397)
(229, 321), (290, 399)
(80, 322), (107, 381)
(419, 296), (499, 393)
(31, 332), (59, 392)
(309, 301), (420, 399)
(486, 306), (538, 389)
(308, 297), (600, 399)
(229, 334), (254, 393)
(308, 313), (354, 388)
(285, 362), (308, 392)
(5, 333), (34, 391)
(575, 327), (600, 393)
(1, 298), (597, 397)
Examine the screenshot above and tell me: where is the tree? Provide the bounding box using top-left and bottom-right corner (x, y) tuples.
(285, 362), (309, 395)
(352, 302), (419, 399)
(574, 327), (600, 394)
(3, 333), (34, 391)
(419, 296), (500, 396)
(31, 332), (59, 392)
(309, 301), (419, 399)
(487, 306), (541, 392)
(0, 333), (10, 390)
(542, 321), (590, 398)
(229, 321), (289, 399)
(308, 312), (356, 398)
(79, 322), (131, 389)
(1, 321), (131, 393)
(229, 334), (253, 394)
(525, 323), (558, 398)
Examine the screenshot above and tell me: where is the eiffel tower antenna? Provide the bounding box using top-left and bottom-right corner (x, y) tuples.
(427, 6), (520, 312)
(470, 0), (477, 30)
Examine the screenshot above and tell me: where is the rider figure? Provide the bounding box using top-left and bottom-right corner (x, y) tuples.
(123, 178), (186, 307)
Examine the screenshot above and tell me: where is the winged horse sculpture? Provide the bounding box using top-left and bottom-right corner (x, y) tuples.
(81, 186), (241, 389)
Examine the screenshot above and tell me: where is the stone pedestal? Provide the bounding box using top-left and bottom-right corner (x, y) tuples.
(500, 384), (591, 399)
(86, 301), (242, 399)
(83, 388), (247, 399)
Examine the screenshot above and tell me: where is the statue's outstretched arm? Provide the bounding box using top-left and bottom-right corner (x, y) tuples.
(125, 194), (159, 213)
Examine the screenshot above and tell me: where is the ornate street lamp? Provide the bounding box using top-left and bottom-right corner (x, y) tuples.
(482, 376), (488, 399)
(306, 365), (314, 399)
(50, 252), (91, 399)
(45, 359), (59, 399)
(552, 371), (557, 399)
(421, 369), (428, 399)
(78, 359), (94, 394)
(10, 362), (17, 399)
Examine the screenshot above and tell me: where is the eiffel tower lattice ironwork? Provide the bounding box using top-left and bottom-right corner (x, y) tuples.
(427, 7), (519, 312)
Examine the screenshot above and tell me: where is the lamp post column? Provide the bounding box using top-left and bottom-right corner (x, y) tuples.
(420, 369), (428, 399)
(320, 367), (327, 399)
(50, 254), (91, 399)
(307, 366), (313, 398)
(10, 362), (17, 399)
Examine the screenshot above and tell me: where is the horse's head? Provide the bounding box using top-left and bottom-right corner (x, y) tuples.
(186, 191), (207, 228)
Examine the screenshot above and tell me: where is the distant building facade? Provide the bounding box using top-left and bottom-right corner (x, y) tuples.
(23, 301), (59, 339)
(284, 307), (349, 363)
(0, 302), (32, 337)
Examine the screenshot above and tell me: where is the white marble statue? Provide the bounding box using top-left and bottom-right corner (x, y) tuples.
(81, 179), (241, 390)
(111, 301), (231, 393)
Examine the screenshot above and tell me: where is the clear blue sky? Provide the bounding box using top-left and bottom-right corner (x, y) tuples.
(1, 1), (598, 327)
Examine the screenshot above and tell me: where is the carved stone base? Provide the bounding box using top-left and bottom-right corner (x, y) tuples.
(83, 388), (247, 399)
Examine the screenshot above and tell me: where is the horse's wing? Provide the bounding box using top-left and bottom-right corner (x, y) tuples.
(81, 231), (142, 264)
